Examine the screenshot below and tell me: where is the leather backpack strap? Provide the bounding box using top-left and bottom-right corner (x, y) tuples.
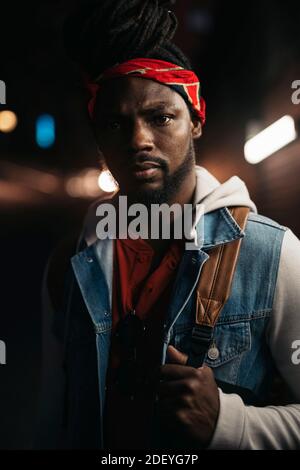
(187, 206), (250, 368)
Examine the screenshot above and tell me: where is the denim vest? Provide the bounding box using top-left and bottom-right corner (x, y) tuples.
(64, 207), (286, 448)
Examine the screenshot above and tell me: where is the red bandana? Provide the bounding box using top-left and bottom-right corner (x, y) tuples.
(87, 58), (206, 125)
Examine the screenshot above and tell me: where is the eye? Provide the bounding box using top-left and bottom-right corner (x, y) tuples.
(107, 120), (121, 131)
(153, 115), (174, 126)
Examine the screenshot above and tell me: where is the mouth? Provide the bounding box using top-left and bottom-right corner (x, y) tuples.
(130, 162), (162, 180)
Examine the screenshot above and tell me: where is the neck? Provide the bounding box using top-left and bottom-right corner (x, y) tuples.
(168, 169), (196, 207)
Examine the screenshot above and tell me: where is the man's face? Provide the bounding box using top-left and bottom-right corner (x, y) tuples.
(94, 77), (201, 205)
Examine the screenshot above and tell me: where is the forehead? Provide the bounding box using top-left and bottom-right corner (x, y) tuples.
(95, 76), (188, 113)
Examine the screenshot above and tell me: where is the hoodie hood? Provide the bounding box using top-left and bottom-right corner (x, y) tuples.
(193, 165), (257, 214)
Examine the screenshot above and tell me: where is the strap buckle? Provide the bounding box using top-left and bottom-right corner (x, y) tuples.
(186, 324), (213, 368)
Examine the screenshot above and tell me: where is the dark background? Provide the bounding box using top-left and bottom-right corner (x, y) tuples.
(0, 0), (300, 448)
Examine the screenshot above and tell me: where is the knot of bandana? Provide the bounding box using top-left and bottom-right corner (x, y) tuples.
(86, 58), (206, 125)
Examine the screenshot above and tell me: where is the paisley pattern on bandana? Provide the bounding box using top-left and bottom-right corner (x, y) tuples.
(87, 58), (206, 125)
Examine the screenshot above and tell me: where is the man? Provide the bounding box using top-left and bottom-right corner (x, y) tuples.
(35, 0), (300, 449)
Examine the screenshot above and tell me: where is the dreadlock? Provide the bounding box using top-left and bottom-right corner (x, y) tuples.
(63, 0), (192, 81)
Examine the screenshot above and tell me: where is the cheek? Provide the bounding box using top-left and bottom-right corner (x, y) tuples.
(160, 122), (191, 165)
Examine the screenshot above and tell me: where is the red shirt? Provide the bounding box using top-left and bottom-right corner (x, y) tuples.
(103, 237), (183, 449)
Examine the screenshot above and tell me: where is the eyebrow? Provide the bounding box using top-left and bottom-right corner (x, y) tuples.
(142, 101), (179, 109)
(142, 103), (179, 113)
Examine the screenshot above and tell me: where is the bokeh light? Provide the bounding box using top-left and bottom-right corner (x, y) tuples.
(244, 115), (297, 164)
(0, 110), (18, 133)
(98, 170), (119, 193)
(65, 168), (105, 198)
(36, 114), (55, 148)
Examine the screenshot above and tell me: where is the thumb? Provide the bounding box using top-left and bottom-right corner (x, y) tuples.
(167, 345), (188, 365)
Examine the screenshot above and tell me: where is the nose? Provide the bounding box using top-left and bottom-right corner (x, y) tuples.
(129, 119), (154, 153)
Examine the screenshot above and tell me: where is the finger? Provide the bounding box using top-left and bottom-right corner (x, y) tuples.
(198, 365), (217, 384)
(167, 345), (188, 365)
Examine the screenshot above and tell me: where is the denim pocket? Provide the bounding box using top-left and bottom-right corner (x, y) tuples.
(204, 321), (251, 367)
(172, 320), (251, 369)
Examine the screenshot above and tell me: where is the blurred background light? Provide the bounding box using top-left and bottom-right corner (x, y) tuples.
(65, 175), (82, 198)
(244, 115), (297, 164)
(98, 169), (119, 193)
(25, 171), (60, 194)
(65, 168), (107, 198)
(0, 110), (18, 133)
(35, 114), (55, 148)
(0, 161), (62, 201)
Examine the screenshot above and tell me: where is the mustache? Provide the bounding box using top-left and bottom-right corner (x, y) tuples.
(129, 153), (168, 171)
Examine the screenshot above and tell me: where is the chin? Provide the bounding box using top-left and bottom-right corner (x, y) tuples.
(126, 180), (163, 196)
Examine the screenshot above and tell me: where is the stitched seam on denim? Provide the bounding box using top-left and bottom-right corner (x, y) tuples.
(246, 216), (287, 232)
(222, 207), (245, 234)
(269, 231), (286, 319)
(173, 311), (271, 331)
(217, 310), (272, 324)
(94, 324), (112, 334)
(203, 235), (242, 249)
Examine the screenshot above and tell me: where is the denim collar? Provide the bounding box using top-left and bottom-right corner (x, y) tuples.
(195, 207), (246, 250)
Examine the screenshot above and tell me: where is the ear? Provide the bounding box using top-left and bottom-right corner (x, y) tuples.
(191, 118), (202, 140)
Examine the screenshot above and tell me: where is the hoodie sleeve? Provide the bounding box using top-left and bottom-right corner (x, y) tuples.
(208, 228), (300, 450)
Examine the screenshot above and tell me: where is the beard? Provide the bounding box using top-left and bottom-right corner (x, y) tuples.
(125, 140), (195, 209)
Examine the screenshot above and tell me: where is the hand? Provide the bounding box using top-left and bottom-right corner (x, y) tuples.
(154, 345), (220, 448)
